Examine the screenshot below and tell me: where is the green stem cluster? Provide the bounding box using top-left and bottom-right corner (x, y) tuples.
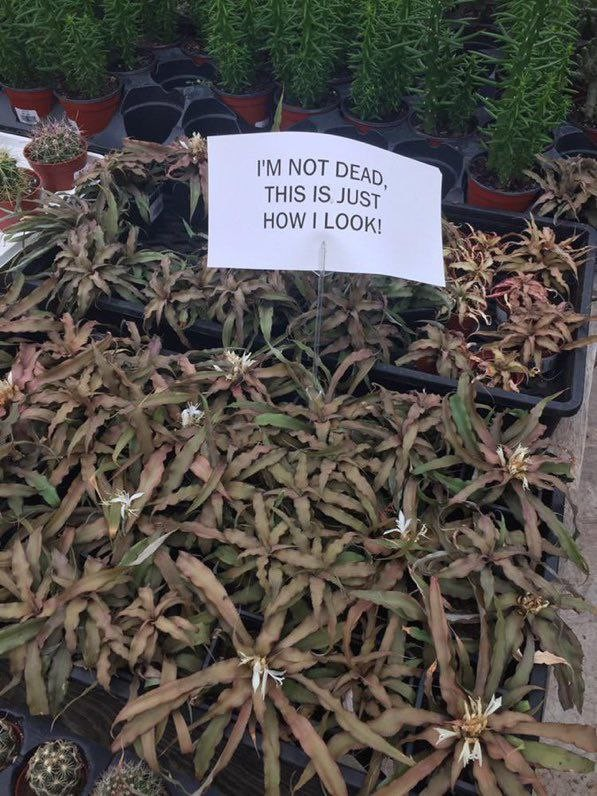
(350, 0), (419, 122)
(485, 0), (578, 186)
(101, 0), (143, 71)
(205, 0), (263, 93)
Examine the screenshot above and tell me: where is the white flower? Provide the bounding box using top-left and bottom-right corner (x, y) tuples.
(496, 444), (530, 490)
(238, 652), (285, 698)
(108, 491), (145, 521)
(383, 510), (412, 537)
(484, 694), (502, 717)
(435, 727), (459, 744)
(383, 510), (427, 544)
(181, 403), (204, 428)
(213, 350), (257, 381)
(459, 737), (483, 767)
(180, 132), (207, 162)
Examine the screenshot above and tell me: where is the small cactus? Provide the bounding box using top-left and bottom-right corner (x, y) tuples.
(26, 740), (86, 796)
(92, 760), (168, 795)
(0, 717), (21, 770)
(0, 149), (31, 204)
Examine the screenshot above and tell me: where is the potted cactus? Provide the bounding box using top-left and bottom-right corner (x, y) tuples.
(0, 149), (40, 231)
(54, 10), (122, 136)
(0, 717), (22, 771)
(17, 740), (86, 796)
(92, 760), (168, 795)
(205, 0), (272, 127)
(0, 0), (55, 123)
(24, 120), (88, 192)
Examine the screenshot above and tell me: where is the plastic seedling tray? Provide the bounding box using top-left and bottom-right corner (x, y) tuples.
(371, 204), (596, 428)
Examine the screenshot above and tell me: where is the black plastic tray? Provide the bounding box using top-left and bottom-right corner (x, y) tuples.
(371, 204), (596, 425)
(41, 202), (594, 428)
(0, 696), (204, 795)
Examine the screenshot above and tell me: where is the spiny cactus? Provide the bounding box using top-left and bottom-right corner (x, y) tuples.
(26, 119), (85, 165)
(0, 149), (31, 203)
(92, 760), (168, 795)
(26, 740), (86, 796)
(0, 717), (21, 770)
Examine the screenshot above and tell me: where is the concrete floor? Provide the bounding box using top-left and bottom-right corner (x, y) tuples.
(542, 364), (597, 794)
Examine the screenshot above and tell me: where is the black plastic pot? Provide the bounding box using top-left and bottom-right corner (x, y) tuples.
(152, 59), (215, 91)
(554, 131), (597, 158)
(394, 139), (464, 198)
(182, 99), (242, 138)
(122, 86), (184, 143)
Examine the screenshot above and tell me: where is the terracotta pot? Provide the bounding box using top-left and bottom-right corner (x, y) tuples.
(56, 84), (122, 136)
(0, 85), (55, 124)
(0, 169), (40, 231)
(214, 85), (274, 128)
(409, 111), (476, 148)
(466, 155), (539, 212)
(280, 96), (339, 131)
(181, 42), (211, 66)
(24, 142), (88, 192)
(340, 98), (407, 135)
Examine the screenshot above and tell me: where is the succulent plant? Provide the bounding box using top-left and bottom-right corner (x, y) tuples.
(487, 273), (552, 313)
(26, 119), (86, 165)
(0, 718), (21, 770)
(497, 218), (589, 296)
(471, 345), (531, 392)
(396, 322), (472, 378)
(92, 759), (168, 795)
(527, 154), (597, 226)
(0, 149), (33, 204)
(26, 741), (86, 796)
(493, 302), (597, 370)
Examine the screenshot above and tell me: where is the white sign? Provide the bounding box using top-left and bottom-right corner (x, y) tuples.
(207, 131), (445, 286)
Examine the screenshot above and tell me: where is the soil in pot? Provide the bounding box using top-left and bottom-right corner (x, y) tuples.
(568, 94), (597, 145)
(213, 83), (274, 128)
(108, 50), (154, 81)
(409, 111), (476, 147)
(466, 154), (540, 212)
(181, 40), (211, 66)
(56, 78), (122, 137)
(280, 94), (340, 131)
(24, 143), (87, 192)
(0, 169), (40, 231)
(341, 98), (408, 135)
(0, 85), (55, 125)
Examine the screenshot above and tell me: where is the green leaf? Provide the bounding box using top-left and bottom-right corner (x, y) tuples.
(255, 413), (310, 431)
(0, 619), (44, 656)
(508, 737), (595, 773)
(119, 531), (175, 567)
(350, 590), (425, 621)
(24, 473), (60, 507)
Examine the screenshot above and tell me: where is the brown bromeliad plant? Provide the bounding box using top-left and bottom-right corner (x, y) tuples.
(527, 154), (597, 226)
(0, 134), (595, 793)
(0, 298), (593, 793)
